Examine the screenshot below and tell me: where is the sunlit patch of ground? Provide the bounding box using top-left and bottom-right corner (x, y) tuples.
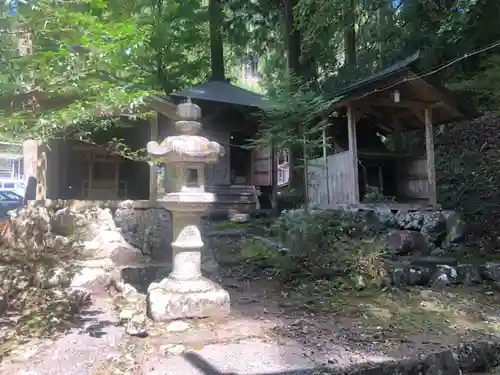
(211, 219), (500, 347)
(328, 285), (500, 337)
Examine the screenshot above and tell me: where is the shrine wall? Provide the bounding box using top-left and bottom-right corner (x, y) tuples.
(25, 120), (151, 201)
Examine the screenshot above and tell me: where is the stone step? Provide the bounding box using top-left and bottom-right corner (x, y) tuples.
(205, 185), (257, 194)
(206, 185), (260, 214)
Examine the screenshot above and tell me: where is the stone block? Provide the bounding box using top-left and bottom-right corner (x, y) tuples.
(385, 229), (429, 256)
(147, 279), (230, 321)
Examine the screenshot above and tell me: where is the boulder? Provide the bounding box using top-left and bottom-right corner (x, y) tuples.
(114, 207), (142, 249)
(442, 211), (468, 244)
(113, 282), (149, 337)
(457, 339), (500, 372)
(395, 211), (424, 230)
(120, 264), (170, 293)
(479, 262), (500, 281)
(421, 212), (447, 244)
(70, 267), (113, 296)
(374, 208), (397, 228)
(391, 266), (430, 287)
(34, 267), (72, 289)
(385, 229), (429, 256)
(126, 313), (148, 337)
(422, 350), (461, 375)
(115, 207), (172, 262)
(430, 265), (458, 288)
(455, 264), (482, 285)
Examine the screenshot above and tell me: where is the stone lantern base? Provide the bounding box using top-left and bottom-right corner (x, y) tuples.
(145, 213), (230, 321)
(147, 277), (230, 321)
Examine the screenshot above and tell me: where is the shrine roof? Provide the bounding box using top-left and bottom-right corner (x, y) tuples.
(170, 80), (268, 109)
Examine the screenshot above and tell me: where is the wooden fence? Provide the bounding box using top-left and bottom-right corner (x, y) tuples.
(308, 151), (354, 206)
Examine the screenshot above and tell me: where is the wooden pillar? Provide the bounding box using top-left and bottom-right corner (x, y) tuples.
(424, 108), (437, 206)
(114, 160), (120, 198)
(322, 125), (330, 204)
(347, 106), (360, 204)
(35, 146), (47, 200)
(270, 145), (278, 214)
(393, 119), (402, 152)
(149, 112), (159, 203)
(87, 154), (93, 199)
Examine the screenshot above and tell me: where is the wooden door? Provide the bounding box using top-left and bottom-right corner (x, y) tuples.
(251, 147), (272, 186)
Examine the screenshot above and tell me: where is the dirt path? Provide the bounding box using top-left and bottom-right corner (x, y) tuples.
(3, 273), (500, 375)
(2, 229), (500, 374)
(1, 298), (125, 375)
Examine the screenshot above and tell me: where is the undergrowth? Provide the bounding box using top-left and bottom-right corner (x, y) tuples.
(0, 206), (88, 360)
(238, 209), (390, 292)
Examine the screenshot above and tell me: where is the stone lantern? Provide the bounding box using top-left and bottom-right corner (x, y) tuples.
(145, 99), (230, 321)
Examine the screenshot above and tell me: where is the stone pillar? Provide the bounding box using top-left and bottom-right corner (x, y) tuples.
(22, 139), (62, 200)
(146, 100), (230, 321)
(22, 139), (47, 200)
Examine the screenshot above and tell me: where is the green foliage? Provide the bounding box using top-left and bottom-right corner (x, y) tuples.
(248, 75), (329, 196)
(249, 76), (328, 150)
(447, 54), (500, 113)
(363, 185), (385, 202)
(241, 209), (390, 290)
(0, 0), (210, 144)
(436, 115), (500, 250)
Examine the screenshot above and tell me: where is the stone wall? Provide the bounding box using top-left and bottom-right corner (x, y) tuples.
(336, 206), (467, 257)
(336, 206), (497, 288)
(36, 199), (172, 262)
(11, 199), (219, 293)
(6, 200), (171, 293)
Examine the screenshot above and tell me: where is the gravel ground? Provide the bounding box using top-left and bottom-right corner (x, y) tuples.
(0, 294), (393, 375)
(0, 299), (125, 375)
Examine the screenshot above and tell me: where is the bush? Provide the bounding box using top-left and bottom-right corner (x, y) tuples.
(0, 206), (88, 357)
(243, 209), (390, 290)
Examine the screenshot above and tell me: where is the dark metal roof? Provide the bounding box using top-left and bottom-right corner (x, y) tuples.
(170, 80), (268, 109)
(325, 50), (478, 122)
(328, 51), (421, 100)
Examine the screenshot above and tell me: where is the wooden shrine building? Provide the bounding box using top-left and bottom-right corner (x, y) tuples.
(15, 80), (273, 213)
(308, 51), (477, 209)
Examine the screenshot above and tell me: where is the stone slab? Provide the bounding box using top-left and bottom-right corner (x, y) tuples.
(147, 284), (230, 321)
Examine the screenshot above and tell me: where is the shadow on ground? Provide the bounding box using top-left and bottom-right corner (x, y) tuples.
(183, 352), (323, 375)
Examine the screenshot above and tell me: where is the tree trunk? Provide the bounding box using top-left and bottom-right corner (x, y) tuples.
(209, 0), (225, 80)
(377, 0), (392, 67)
(343, 0), (356, 68)
(283, 0), (305, 199)
(284, 0), (301, 75)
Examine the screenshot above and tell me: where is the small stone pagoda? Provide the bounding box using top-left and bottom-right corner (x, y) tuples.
(146, 99), (230, 321)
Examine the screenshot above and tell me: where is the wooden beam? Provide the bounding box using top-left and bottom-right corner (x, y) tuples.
(146, 95), (181, 120)
(359, 98), (444, 109)
(409, 107), (425, 124)
(424, 108), (437, 206)
(149, 112), (159, 203)
(347, 105), (360, 204)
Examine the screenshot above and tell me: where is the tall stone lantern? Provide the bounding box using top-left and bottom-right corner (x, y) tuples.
(146, 99), (230, 321)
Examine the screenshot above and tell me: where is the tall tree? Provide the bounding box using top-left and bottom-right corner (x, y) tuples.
(284, 0), (302, 76)
(343, 0), (356, 68)
(209, 0), (225, 80)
